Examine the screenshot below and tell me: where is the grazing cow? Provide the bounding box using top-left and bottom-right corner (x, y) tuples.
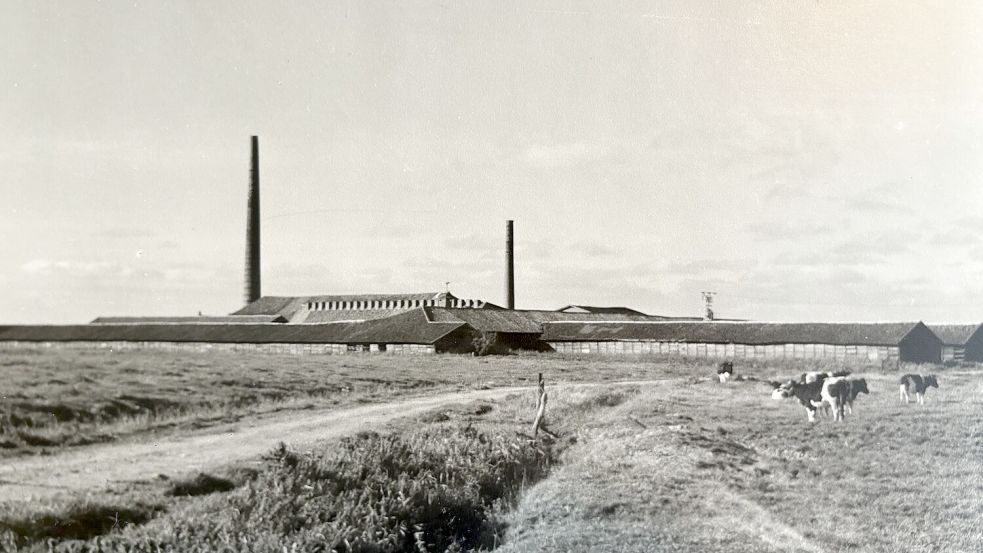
(816, 377), (849, 422)
(771, 380), (826, 422)
(717, 361), (734, 383)
(843, 378), (869, 414)
(899, 374), (939, 405)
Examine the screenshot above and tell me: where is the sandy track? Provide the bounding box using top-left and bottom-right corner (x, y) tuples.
(0, 385), (540, 503)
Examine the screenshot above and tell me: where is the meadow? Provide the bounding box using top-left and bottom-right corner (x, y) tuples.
(1, 347), (981, 552)
(0, 346), (724, 458)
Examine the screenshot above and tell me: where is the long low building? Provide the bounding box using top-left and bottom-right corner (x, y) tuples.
(0, 309), (473, 355)
(541, 321), (943, 364)
(0, 303), (950, 365)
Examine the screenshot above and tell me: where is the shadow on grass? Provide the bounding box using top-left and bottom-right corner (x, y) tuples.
(0, 501), (161, 546)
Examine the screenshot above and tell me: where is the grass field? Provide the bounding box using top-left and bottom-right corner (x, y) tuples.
(0, 346), (739, 458)
(2, 347), (981, 552)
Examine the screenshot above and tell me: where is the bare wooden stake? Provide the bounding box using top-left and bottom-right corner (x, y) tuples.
(532, 373), (556, 438)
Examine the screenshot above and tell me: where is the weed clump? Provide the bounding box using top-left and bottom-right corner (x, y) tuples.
(166, 472), (237, 497)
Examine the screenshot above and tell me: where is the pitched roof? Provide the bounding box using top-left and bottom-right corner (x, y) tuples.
(427, 308), (681, 334)
(230, 296), (307, 317)
(557, 305), (649, 316)
(540, 321), (933, 346)
(91, 315), (287, 324)
(345, 308), (464, 344)
(428, 308), (544, 333)
(927, 324), (983, 346)
(296, 309), (412, 324)
(0, 309), (465, 345)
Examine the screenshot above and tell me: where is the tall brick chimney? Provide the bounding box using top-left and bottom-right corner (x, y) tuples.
(244, 136), (261, 305)
(506, 220), (515, 310)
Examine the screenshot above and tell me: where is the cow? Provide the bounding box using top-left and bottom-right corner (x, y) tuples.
(799, 370), (850, 384)
(717, 361), (734, 383)
(771, 379), (826, 422)
(843, 378), (869, 414)
(899, 374), (939, 405)
(816, 376), (850, 422)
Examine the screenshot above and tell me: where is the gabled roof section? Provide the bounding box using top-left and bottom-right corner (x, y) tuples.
(231, 296), (307, 317)
(344, 308), (465, 344)
(428, 308), (683, 334)
(557, 305), (649, 316)
(541, 321), (931, 346)
(927, 323), (983, 346)
(91, 315), (287, 324)
(298, 309), (413, 324)
(428, 308), (544, 333)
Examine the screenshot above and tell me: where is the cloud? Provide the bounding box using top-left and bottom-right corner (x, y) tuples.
(746, 220), (843, 241)
(574, 241), (620, 257)
(20, 259), (133, 278)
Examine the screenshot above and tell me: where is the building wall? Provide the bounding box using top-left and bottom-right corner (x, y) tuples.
(547, 340), (900, 362)
(942, 345), (965, 362)
(0, 341), (436, 355)
(961, 331), (983, 363)
(898, 325), (943, 364)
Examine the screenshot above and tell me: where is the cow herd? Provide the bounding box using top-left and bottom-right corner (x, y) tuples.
(717, 362), (941, 422)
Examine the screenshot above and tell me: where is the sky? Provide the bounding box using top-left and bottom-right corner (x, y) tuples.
(2, 1), (982, 324)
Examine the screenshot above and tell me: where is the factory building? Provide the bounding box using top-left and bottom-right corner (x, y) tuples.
(542, 321), (943, 365)
(233, 292), (499, 324)
(0, 137), (956, 366)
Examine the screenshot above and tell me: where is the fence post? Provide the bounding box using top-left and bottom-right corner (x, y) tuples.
(532, 372), (548, 438)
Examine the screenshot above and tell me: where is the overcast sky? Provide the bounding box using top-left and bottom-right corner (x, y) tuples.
(2, 1), (982, 324)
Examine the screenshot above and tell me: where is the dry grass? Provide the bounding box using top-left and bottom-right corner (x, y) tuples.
(498, 369), (983, 552)
(0, 384), (638, 552)
(2, 348), (979, 552)
(0, 346), (784, 457)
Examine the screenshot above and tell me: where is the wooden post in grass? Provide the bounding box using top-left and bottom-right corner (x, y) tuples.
(532, 372), (549, 438)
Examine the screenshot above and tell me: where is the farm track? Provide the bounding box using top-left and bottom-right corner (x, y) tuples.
(0, 380), (662, 503)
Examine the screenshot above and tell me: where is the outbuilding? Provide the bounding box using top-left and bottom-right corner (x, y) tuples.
(928, 324), (983, 363)
(541, 321), (942, 365)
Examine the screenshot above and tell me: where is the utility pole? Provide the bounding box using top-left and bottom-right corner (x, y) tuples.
(701, 291), (716, 321)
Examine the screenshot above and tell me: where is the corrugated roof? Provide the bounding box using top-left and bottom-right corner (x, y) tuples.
(299, 309), (414, 324)
(304, 292), (447, 303)
(428, 308), (680, 334)
(557, 305), (649, 315)
(927, 324), (983, 346)
(428, 308), (544, 333)
(91, 315), (287, 324)
(345, 308), (464, 343)
(230, 296), (307, 317)
(540, 321), (931, 346)
(0, 309), (465, 345)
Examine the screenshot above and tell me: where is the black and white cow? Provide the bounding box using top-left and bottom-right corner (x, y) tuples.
(817, 377), (850, 422)
(843, 378), (869, 414)
(798, 370), (850, 384)
(717, 361), (734, 383)
(771, 379), (826, 422)
(899, 374), (939, 405)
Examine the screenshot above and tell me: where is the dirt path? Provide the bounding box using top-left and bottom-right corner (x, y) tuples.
(0, 385), (542, 503)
